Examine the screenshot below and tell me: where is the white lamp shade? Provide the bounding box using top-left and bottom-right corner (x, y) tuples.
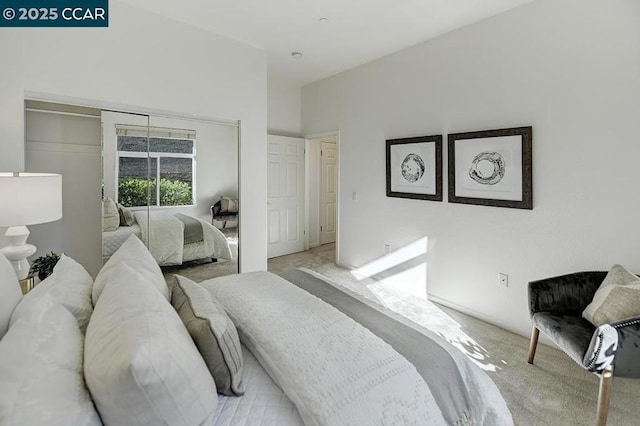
(0, 173), (62, 227)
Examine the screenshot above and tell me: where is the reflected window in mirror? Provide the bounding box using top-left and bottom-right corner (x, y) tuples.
(116, 125), (196, 208)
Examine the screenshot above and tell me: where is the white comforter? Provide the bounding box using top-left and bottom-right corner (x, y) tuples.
(133, 211), (232, 266)
(204, 272), (446, 426)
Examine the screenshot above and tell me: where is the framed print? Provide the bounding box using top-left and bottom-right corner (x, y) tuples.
(386, 135), (442, 201)
(448, 126), (532, 209)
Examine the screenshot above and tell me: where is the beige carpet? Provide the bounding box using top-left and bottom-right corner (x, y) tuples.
(168, 242), (640, 425)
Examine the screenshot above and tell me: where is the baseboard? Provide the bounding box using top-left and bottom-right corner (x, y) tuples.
(336, 261), (357, 270)
(427, 293), (531, 340)
(309, 242), (320, 249)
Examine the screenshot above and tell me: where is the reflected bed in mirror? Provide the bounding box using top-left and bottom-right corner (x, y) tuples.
(102, 205), (232, 266)
(101, 110), (239, 281)
(161, 226), (238, 282)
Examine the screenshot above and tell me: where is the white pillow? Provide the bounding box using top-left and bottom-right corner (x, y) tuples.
(0, 252), (22, 339)
(583, 264), (640, 326)
(0, 294), (101, 425)
(10, 254), (93, 333)
(92, 234), (168, 304)
(85, 263), (218, 426)
(102, 197), (119, 231)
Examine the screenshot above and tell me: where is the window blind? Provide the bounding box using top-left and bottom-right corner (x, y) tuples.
(115, 124), (196, 140)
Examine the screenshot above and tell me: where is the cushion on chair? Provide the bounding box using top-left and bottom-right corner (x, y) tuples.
(220, 196), (238, 213)
(532, 312), (595, 366)
(582, 264), (640, 326)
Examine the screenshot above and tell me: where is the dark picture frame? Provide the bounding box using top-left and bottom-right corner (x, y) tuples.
(448, 126), (532, 209)
(386, 135), (443, 201)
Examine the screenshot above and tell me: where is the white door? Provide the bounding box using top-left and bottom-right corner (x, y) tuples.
(320, 140), (337, 245)
(267, 135), (305, 258)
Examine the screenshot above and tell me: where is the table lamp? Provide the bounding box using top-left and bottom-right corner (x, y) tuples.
(0, 172), (62, 279)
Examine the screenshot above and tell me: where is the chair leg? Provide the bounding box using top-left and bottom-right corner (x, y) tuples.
(596, 365), (614, 426)
(527, 326), (539, 364)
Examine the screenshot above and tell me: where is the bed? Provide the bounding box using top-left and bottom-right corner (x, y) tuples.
(5, 233), (512, 425)
(102, 211), (232, 266)
(202, 269), (514, 425)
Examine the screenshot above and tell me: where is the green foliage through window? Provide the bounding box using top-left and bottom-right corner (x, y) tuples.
(118, 178), (192, 207)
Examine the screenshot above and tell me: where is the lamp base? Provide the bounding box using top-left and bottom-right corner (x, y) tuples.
(0, 226), (36, 280)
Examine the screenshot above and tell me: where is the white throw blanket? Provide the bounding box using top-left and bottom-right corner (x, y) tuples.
(204, 272), (446, 426)
(134, 211), (184, 265)
(133, 211), (232, 266)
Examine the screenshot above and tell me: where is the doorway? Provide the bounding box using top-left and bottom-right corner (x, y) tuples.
(266, 135), (305, 259)
(305, 134), (338, 254)
(319, 138), (337, 245)
(265, 132), (339, 262)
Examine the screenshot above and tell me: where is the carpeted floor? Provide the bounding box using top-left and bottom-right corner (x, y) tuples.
(167, 241), (640, 425)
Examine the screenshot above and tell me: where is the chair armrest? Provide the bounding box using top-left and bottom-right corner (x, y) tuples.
(528, 271), (607, 317)
(583, 316), (640, 377)
(611, 316), (640, 378)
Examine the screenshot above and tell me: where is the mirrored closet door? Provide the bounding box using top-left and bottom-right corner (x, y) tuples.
(24, 101), (103, 277)
(23, 99), (239, 279)
(102, 111), (239, 279)
(101, 110), (151, 263)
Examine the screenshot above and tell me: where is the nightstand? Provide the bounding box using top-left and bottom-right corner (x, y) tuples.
(19, 276), (35, 294)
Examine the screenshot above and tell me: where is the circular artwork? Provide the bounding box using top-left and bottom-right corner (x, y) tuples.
(401, 153), (426, 183)
(469, 151), (505, 185)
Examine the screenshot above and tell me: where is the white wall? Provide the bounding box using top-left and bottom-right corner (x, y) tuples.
(0, 1), (267, 272)
(301, 0), (640, 336)
(268, 74), (301, 137)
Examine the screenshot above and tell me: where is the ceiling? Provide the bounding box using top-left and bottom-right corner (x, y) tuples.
(118, 0), (535, 87)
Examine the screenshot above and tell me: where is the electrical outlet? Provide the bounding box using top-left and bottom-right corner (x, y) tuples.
(384, 244), (391, 254)
(499, 273), (508, 288)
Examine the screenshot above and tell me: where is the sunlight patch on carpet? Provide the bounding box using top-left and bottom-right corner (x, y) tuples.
(364, 282), (502, 372)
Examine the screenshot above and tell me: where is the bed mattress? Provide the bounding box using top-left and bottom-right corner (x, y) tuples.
(212, 345), (302, 426)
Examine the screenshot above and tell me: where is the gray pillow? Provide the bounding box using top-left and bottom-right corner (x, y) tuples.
(117, 203), (135, 226)
(171, 275), (245, 396)
(583, 264), (640, 326)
